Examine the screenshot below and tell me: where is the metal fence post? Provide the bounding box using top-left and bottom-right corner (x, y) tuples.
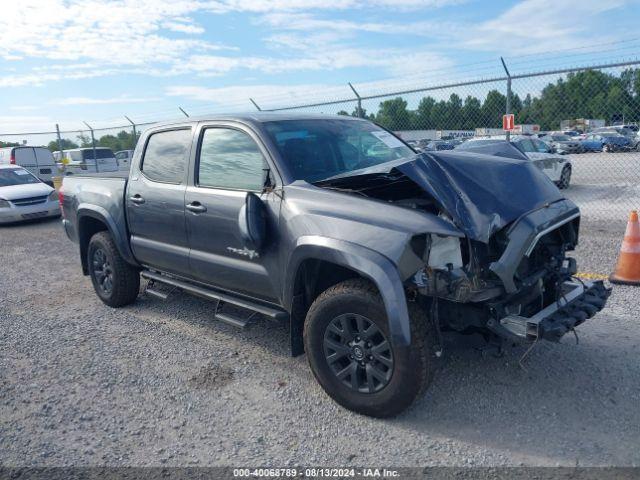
(501, 57), (512, 141)
(83, 121), (99, 173)
(250, 98), (262, 111)
(348, 83), (363, 118)
(124, 115), (137, 147)
(55, 124), (63, 156)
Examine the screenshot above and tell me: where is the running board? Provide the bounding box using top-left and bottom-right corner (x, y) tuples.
(141, 270), (288, 321)
(145, 287), (169, 301)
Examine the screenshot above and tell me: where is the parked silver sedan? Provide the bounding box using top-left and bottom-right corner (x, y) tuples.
(0, 165), (60, 224)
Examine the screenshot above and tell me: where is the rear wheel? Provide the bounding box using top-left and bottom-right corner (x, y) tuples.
(88, 231), (140, 307)
(304, 279), (435, 417)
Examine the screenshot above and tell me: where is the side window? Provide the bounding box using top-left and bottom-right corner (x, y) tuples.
(516, 139), (536, 153)
(534, 140), (548, 153)
(115, 152), (126, 160)
(141, 129), (191, 183)
(198, 128), (266, 191)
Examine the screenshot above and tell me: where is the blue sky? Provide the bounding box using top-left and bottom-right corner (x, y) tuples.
(1, 0), (639, 134)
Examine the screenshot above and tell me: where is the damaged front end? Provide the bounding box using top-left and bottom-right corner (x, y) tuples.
(315, 151), (611, 345)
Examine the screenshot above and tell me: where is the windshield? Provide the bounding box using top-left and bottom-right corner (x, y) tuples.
(0, 168), (40, 187)
(263, 119), (415, 182)
(552, 135), (571, 141)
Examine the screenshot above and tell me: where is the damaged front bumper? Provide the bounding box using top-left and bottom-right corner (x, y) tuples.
(490, 280), (611, 343)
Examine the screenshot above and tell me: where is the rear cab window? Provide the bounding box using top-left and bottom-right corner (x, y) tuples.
(141, 128), (192, 183)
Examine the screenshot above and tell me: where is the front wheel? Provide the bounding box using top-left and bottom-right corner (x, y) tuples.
(304, 279), (435, 417)
(88, 231), (140, 307)
(558, 165), (572, 189)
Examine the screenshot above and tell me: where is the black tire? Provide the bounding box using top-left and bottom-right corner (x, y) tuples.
(304, 278), (435, 417)
(558, 165), (572, 189)
(87, 231), (140, 307)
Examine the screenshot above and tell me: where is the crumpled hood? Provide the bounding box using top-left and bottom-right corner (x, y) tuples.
(394, 151), (564, 243)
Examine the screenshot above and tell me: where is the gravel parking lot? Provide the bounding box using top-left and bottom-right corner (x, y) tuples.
(563, 151), (640, 227)
(1, 215), (638, 468)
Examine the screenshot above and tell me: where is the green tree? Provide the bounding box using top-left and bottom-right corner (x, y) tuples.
(375, 97), (413, 130)
(481, 90), (506, 127)
(47, 138), (78, 152)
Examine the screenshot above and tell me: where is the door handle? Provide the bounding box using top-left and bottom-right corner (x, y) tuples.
(186, 201), (207, 213)
(129, 194), (145, 205)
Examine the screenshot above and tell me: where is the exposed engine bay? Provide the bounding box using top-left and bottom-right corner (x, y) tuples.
(315, 164), (610, 346)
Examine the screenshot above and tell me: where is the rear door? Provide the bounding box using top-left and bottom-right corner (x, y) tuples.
(14, 148), (38, 177)
(34, 148), (55, 183)
(184, 122), (282, 302)
(127, 127), (194, 276)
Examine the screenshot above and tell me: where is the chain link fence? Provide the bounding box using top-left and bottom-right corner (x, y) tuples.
(1, 60), (639, 226)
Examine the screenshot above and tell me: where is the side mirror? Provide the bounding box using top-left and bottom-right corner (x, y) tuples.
(238, 192), (267, 252)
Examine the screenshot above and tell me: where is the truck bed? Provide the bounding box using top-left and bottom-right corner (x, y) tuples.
(61, 175), (129, 256)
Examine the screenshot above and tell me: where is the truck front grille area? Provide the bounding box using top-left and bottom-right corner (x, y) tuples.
(11, 195), (48, 207)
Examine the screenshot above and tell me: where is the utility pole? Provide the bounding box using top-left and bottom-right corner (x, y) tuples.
(501, 57), (512, 142)
(83, 121), (99, 173)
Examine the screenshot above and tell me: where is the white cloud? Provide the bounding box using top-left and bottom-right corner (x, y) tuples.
(204, 0), (464, 13)
(49, 95), (162, 106)
(165, 83), (343, 108)
(462, 0), (632, 54)
(258, 12), (448, 36)
(0, 0), (465, 89)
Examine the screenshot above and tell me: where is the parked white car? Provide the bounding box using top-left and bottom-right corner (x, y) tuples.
(115, 149), (134, 172)
(0, 165), (60, 224)
(0, 146), (58, 185)
(457, 135), (572, 189)
(54, 147), (119, 175)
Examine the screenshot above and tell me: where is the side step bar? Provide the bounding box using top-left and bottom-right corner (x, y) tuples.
(141, 270), (288, 322)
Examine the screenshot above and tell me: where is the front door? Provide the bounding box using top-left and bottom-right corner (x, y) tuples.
(127, 127), (194, 277)
(185, 124), (281, 302)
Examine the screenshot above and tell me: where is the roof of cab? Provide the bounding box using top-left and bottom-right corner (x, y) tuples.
(148, 112), (368, 129)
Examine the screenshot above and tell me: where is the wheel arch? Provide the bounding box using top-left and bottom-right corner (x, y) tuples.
(77, 205), (138, 275)
(284, 236), (411, 356)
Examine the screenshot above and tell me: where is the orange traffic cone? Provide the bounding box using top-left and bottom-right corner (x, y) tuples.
(610, 210), (640, 285)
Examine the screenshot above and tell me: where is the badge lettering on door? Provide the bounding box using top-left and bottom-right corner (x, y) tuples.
(227, 246), (260, 260)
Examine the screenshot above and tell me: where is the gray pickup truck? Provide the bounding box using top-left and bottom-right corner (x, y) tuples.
(61, 113), (610, 417)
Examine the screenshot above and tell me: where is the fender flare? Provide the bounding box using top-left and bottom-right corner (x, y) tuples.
(284, 235), (411, 347)
(77, 204), (138, 269)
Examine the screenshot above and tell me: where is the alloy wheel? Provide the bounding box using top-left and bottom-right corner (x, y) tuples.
(92, 248), (114, 295)
(323, 313), (394, 393)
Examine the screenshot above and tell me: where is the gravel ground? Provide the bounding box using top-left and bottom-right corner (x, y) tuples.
(0, 217), (639, 468)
